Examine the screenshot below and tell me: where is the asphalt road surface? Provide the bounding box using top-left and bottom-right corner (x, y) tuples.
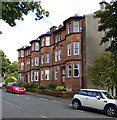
(1, 89), (113, 119)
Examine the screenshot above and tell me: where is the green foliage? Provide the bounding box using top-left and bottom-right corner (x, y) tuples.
(55, 86), (66, 91)
(39, 86), (46, 89)
(94, 1), (117, 60)
(87, 53), (117, 89)
(48, 83), (55, 89)
(5, 77), (15, 85)
(9, 61), (18, 73)
(0, 50), (11, 74)
(2, 2), (49, 27)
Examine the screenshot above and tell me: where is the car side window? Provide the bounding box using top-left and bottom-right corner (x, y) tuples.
(78, 90), (87, 96)
(87, 91), (103, 98)
(8, 83), (11, 85)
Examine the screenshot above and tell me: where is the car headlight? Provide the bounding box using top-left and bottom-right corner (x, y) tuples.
(15, 88), (19, 90)
(24, 88), (26, 90)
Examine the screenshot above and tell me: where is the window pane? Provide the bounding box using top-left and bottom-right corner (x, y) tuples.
(35, 42), (39, 50)
(74, 64), (79, 77)
(74, 42), (79, 55)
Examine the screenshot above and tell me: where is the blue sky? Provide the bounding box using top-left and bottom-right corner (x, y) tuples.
(0, 0), (111, 63)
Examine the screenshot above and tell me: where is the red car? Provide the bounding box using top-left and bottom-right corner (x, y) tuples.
(6, 82), (26, 94)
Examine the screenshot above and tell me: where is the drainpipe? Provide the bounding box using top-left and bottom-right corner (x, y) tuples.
(81, 16), (85, 89)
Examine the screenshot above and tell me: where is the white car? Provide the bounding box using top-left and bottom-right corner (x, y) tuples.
(72, 89), (117, 117)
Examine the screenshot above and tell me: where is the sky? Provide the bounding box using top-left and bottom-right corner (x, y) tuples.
(0, 0), (111, 63)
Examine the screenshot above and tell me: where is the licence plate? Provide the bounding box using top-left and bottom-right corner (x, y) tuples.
(20, 90), (24, 92)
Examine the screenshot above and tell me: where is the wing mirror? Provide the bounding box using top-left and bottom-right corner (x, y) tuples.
(96, 96), (100, 100)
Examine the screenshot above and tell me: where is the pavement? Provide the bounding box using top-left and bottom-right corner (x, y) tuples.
(26, 91), (72, 104)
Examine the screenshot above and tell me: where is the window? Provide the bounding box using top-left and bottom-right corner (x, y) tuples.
(46, 37), (50, 46)
(58, 49), (61, 60)
(55, 68), (58, 80)
(68, 64), (71, 77)
(32, 58), (34, 66)
(42, 37), (44, 47)
(18, 63), (20, 70)
(68, 22), (71, 34)
(35, 42), (39, 51)
(31, 72), (33, 81)
(56, 35), (58, 43)
(41, 69), (43, 80)
(46, 53), (49, 63)
(32, 43), (34, 51)
(27, 50), (29, 55)
(21, 62), (24, 70)
(59, 33), (61, 41)
(74, 42), (79, 55)
(45, 69), (49, 80)
(68, 43), (71, 56)
(55, 51), (58, 61)
(35, 57), (39, 66)
(74, 20), (79, 32)
(18, 52), (20, 58)
(74, 63), (79, 77)
(41, 54), (44, 64)
(21, 50), (24, 57)
(28, 73), (30, 82)
(29, 49), (30, 54)
(21, 74), (24, 82)
(34, 72), (38, 81)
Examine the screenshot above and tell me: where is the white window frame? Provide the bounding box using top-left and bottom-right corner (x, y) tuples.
(34, 72), (38, 81)
(41, 69), (44, 80)
(68, 22), (71, 34)
(58, 49), (61, 60)
(45, 53), (49, 63)
(68, 64), (71, 78)
(31, 71), (33, 81)
(35, 42), (39, 51)
(46, 37), (50, 46)
(74, 20), (79, 32)
(74, 42), (79, 55)
(45, 69), (49, 80)
(68, 43), (71, 56)
(74, 63), (79, 77)
(55, 68), (58, 80)
(41, 54), (44, 64)
(32, 43), (34, 51)
(55, 50), (58, 61)
(21, 50), (24, 57)
(42, 37), (44, 47)
(21, 62), (24, 70)
(28, 73), (30, 82)
(35, 57), (39, 66)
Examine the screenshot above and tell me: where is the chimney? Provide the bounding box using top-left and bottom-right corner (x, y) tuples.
(99, 0), (108, 10)
(50, 26), (57, 33)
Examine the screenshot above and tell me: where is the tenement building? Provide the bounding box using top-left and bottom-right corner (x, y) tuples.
(17, 1), (110, 91)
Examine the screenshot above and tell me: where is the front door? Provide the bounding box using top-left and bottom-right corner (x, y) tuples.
(61, 67), (65, 85)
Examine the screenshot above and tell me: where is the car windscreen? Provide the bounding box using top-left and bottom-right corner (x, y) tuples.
(102, 92), (114, 99)
(13, 83), (22, 87)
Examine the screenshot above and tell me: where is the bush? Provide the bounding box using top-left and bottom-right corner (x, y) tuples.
(55, 86), (66, 91)
(5, 77), (15, 85)
(39, 86), (46, 89)
(49, 83), (55, 89)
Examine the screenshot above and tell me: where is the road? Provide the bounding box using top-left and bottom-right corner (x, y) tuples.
(1, 89), (113, 119)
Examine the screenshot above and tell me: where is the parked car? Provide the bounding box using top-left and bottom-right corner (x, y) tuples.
(72, 89), (117, 117)
(6, 82), (26, 94)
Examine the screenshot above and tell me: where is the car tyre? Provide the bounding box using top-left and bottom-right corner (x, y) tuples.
(12, 89), (15, 94)
(106, 106), (117, 117)
(72, 100), (81, 109)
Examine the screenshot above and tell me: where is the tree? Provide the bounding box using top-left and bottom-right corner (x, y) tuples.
(87, 53), (117, 91)
(9, 61), (18, 73)
(2, 1), (49, 27)
(94, 1), (117, 59)
(0, 50), (11, 76)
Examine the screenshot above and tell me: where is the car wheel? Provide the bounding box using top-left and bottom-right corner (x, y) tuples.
(12, 89), (15, 94)
(72, 100), (81, 109)
(106, 106), (117, 117)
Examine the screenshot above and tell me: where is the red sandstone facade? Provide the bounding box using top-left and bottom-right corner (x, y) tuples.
(17, 15), (86, 91)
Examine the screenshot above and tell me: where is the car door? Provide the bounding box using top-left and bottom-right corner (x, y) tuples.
(9, 83), (13, 92)
(86, 91), (106, 110)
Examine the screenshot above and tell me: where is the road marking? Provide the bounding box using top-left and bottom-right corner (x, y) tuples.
(2, 100), (22, 109)
(40, 115), (47, 118)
